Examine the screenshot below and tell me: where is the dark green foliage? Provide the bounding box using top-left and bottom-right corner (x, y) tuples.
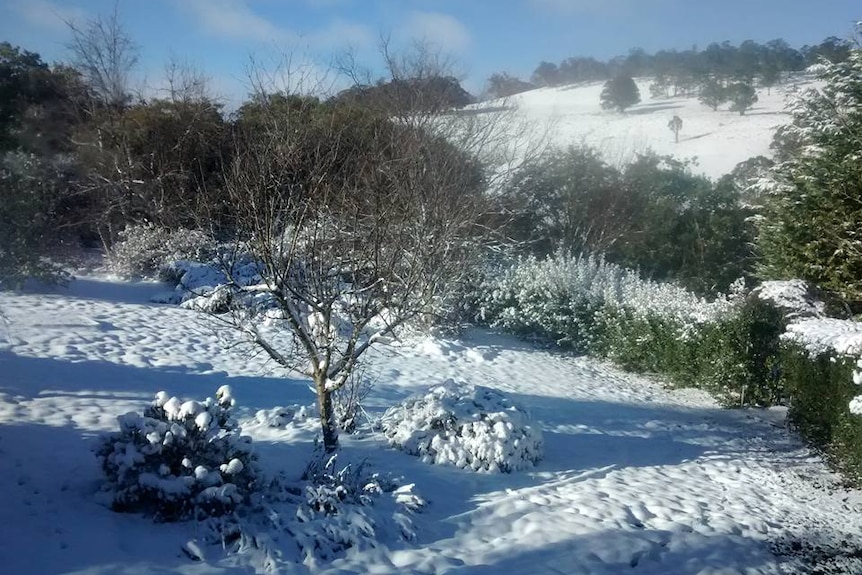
(756, 46), (862, 302)
(595, 298), (784, 406)
(600, 75), (640, 112)
(331, 76), (473, 113)
(0, 43), (85, 154)
(501, 148), (756, 296)
(0, 153), (75, 288)
(781, 347), (862, 481)
(624, 155), (756, 295)
(502, 146), (630, 257)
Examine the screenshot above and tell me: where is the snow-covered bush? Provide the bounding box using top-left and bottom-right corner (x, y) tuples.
(96, 386), (259, 521)
(289, 452), (425, 563)
(478, 253), (740, 345)
(381, 381), (543, 472)
(106, 223), (217, 279)
(477, 253), (786, 406)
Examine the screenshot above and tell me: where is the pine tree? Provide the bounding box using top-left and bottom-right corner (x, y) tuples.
(600, 75), (640, 112)
(756, 39), (862, 301)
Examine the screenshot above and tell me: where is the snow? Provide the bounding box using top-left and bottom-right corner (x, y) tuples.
(2, 274), (862, 574)
(483, 76), (817, 179)
(754, 279), (825, 320)
(783, 317), (862, 356)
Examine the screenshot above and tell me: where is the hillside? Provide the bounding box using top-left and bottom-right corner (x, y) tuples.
(491, 77), (816, 180)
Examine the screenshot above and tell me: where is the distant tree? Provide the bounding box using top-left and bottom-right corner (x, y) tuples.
(600, 75), (640, 112)
(484, 72), (535, 100)
(803, 36), (853, 66)
(727, 82), (758, 115)
(759, 65), (781, 95)
(698, 79), (727, 111)
(649, 75), (671, 99)
(332, 76), (473, 113)
(668, 115), (683, 143)
(531, 61), (560, 87)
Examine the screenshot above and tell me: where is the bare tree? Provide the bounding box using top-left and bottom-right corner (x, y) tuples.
(202, 48), (519, 452)
(65, 2), (138, 109)
(162, 55), (211, 104)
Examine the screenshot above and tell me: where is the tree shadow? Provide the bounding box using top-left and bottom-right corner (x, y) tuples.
(627, 103), (685, 115)
(15, 275), (173, 307)
(445, 526), (788, 575)
(0, 350), (309, 414)
(680, 131), (714, 142)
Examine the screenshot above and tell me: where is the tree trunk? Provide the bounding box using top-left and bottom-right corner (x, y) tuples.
(315, 373), (339, 452)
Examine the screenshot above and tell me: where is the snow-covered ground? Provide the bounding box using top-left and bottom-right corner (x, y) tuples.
(489, 77), (814, 180)
(2, 275), (862, 574)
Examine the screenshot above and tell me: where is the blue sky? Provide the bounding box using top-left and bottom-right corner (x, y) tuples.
(1, 0), (859, 105)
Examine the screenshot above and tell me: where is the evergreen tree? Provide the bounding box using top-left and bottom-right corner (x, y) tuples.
(600, 74), (640, 112)
(698, 79), (726, 111)
(756, 40), (862, 301)
(727, 82), (758, 115)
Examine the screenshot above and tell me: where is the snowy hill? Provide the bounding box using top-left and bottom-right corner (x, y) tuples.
(489, 77), (816, 180)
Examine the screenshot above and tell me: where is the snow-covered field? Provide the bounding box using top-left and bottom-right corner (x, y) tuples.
(2, 275), (862, 574)
(494, 78), (813, 180)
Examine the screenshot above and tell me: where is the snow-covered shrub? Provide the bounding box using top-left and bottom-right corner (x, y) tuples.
(253, 404), (311, 428)
(106, 223), (217, 279)
(477, 253), (739, 346)
(290, 452), (425, 563)
(381, 381), (543, 472)
(477, 253), (786, 406)
(96, 386), (259, 521)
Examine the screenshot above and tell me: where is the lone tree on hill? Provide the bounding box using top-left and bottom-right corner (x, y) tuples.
(668, 115), (683, 143)
(727, 82), (758, 115)
(600, 74), (640, 112)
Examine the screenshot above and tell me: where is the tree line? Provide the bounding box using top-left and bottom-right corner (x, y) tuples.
(485, 35), (853, 99)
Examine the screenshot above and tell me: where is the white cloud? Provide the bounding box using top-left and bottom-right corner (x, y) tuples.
(307, 19), (374, 51)
(403, 11), (471, 54)
(9, 0), (88, 33)
(180, 0), (292, 43)
(529, 0), (632, 15)
(178, 0), (373, 52)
